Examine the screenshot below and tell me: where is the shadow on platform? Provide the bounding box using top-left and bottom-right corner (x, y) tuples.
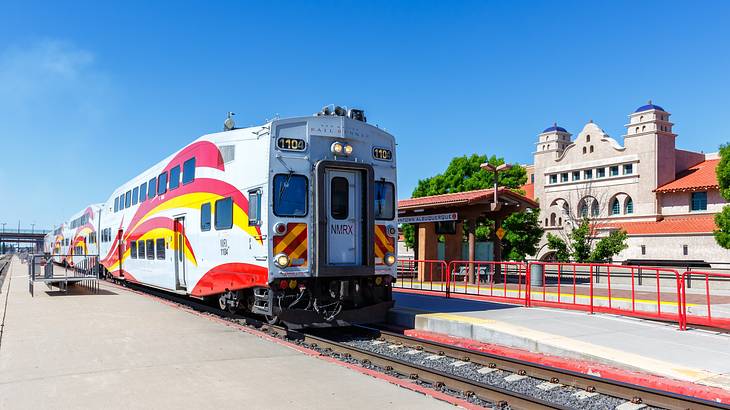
(393, 292), (517, 313)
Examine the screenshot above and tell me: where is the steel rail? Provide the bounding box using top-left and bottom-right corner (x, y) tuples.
(363, 325), (727, 410)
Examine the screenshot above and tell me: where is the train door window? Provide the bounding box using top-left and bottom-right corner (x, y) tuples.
(215, 197), (233, 230)
(138, 240), (146, 259)
(374, 181), (395, 220)
(146, 239), (155, 260)
(169, 165), (181, 190)
(139, 182), (147, 202)
(201, 202), (211, 231)
(148, 177), (157, 199)
(183, 157), (196, 184)
(272, 174), (308, 216)
(157, 172), (168, 195)
(130, 241), (137, 259)
(330, 177), (349, 220)
(248, 189), (261, 226)
(132, 187), (139, 206)
(156, 238), (165, 260)
(125, 190), (132, 208)
(114, 197), (119, 212)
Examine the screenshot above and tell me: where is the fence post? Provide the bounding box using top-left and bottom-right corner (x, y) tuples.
(589, 264), (594, 314)
(445, 261), (451, 299)
(525, 262), (531, 307)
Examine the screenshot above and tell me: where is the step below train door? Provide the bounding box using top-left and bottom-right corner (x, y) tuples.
(325, 169), (361, 265)
(173, 216), (187, 290)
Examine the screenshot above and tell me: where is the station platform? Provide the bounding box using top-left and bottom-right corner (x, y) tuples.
(0, 257), (454, 410)
(389, 290), (730, 402)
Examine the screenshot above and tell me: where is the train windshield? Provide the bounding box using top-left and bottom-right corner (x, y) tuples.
(273, 174), (308, 216)
(374, 181), (395, 220)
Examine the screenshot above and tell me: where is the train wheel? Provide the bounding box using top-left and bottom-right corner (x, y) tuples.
(264, 314), (279, 325)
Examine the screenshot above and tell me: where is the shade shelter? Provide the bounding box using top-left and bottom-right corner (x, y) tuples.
(398, 187), (538, 282)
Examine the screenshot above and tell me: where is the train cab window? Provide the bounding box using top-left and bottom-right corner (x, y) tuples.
(183, 157), (196, 184)
(125, 190), (132, 208)
(214, 197), (233, 230)
(330, 177), (349, 220)
(132, 187), (139, 205)
(139, 182), (147, 202)
(138, 240), (146, 259)
(130, 241), (137, 259)
(248, 189), (261, 226)
(169, 165), (180, 190)
(156, 238), (165, 260)
(375, 181), (395, 220)
(272, 174), (308, 217)
(201, 202), (211, 231)
(148, 177), (157, 199)
(146, 239), (154, 260)
(157, 172), (168, 195)
(114, 197), (119, 212)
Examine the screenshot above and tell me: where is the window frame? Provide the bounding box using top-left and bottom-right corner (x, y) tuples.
(139, 182), (147, 202)
(214, 197), (234, 230)
(169, 165), (181, 190)
(248, 189), (262, 226)
(156, 238), (166, 260)
(374, 181), (396, 221)
(130, 241), (137, 259)
(114, 197), (119, 212)
(157, 172), (168, 195)
(691, 191), (708, 211)
(623, 163), (633, 175)
(138, 239), (146, 259)
(132, 187), (139, 206)
(148, 177), (157, 199)
(125, 190), (132, 208)
(330, 176), (350, 220)
(549, 174), (557, 184)
(183, 157), (196, 185)
(146, 239), (155, 260)
(610, 166), (619, 177)
(272, 174), (309, 217)
(201, 202), (212, 231)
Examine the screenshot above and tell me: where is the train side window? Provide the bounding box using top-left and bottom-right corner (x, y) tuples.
(248, 189), (261, 226)
(119, 194), (125, 210)
(331, 177), (349, 220)
(132, 187), (139, 205)
(214, 197), (233, 230)
(148, 177), (157, 199)
(138, 239), (146, 259)
(139, 182), (147, 202)
(114, 197), (119, 212)
(125, 190), (132, 208)
(272, 174), (308, 217)
(169, 165), (180, 190)
(183, 157), (196, 184)
(157, 172), (168, 195)
(201, 202), (211, 231)
(156, 238), (165, 260)
(374, 181), (395, 220)
(146, 239), (155, 260)
(130, 241), (137, 259)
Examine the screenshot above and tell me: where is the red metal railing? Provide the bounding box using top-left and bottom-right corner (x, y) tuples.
(680, 270), (730, 330)
(445, 260), (529, 305)
(395, 259), (449, 293)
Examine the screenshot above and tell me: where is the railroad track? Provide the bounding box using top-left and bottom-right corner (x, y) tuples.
(112, 279), (726, 410)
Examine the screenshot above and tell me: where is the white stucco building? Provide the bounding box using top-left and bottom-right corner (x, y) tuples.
(527, 102), (730, 264)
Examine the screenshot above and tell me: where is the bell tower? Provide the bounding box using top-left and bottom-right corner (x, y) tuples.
(533, 123), (571, 205)
(624, 100), (677, 191)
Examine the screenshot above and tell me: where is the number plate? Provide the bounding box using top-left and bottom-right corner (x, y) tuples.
(277, 138), (306, 151)
(373, 147), (393, 161)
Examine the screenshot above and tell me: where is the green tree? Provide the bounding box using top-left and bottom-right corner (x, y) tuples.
(402, 154), (527, 248)
(569, 218), (592, 262)
(501, 210), (544, 261)
(715, 144), (730, 248)
(546, 233), (570, 262)
(546, 219), (627, 262)
(590, 230), (629, 262)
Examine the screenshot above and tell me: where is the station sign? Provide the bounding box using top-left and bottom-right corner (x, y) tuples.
(398, 212), (458, 224)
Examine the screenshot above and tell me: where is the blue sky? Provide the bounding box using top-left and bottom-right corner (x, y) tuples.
(2, 1), (730, 228)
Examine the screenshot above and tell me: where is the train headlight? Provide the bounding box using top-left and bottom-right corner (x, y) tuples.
(331, 142), (344, 155)
(375, 276), (383, 286)
(384, 253), (396, 266)
(274, 253), (290, 268)
(343, 144), (353, 155)
(273, 222), (287, 236)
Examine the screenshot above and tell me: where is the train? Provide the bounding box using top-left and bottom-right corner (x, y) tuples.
(44, 106), (398, 327)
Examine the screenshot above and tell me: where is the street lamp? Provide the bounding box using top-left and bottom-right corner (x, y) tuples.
(31, 223), (35, 234)
(1, 222), (5, 233)
(480, 162), (512, 209)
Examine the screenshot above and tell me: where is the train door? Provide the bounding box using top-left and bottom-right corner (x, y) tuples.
(174, 216), (187, 289)
(325, 169), (361, 265)
(116, 229), (124, 278)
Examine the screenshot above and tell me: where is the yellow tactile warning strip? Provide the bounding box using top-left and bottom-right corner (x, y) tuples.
(415, 312), (730, 389)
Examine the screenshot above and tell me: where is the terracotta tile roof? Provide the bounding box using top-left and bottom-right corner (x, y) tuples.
(521, 183), (534, 200)
(604, 214), (717, 235)
(655, 159), (720, 193)
(398, 187), (538, 210)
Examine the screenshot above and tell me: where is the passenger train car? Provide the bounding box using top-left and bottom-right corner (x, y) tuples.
(46, 107), (398, 327)
(45, 204), (102, 269)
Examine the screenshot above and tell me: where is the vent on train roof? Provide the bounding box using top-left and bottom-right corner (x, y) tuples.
(219, 145), (235, 164)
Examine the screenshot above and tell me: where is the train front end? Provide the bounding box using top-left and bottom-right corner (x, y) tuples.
(261, 107), (397, 327)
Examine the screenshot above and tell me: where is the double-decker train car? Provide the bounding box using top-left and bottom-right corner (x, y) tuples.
(45, 205), (102, 269)
(89, 106), (397, 326)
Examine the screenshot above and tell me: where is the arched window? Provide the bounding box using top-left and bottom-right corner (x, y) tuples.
(583, 147), (587, 154)
(550, 213), (556, 226)
(635, 126), (640, 133)
(558, 217), (562, 225)
(640, 115), (644, 122)
(591, 200), (600, 217)
(580, 202), (589, 218)
(625, 197), (634, 214)
(544, 218), (548, 226)
(642, 125), (646, 132)
(586, 135), (591, 142)
(611, 198), (620, 215)
(590, 145), (594, 153)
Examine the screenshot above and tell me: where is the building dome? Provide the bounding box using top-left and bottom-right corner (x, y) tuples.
(542, 123), (567, 133)
(634, 100), (665, 113)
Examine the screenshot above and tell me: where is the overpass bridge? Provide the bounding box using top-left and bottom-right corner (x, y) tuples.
(0, 228), (48, 253)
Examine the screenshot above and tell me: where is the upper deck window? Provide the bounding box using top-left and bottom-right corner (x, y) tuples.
(148, 177), (157, 199)
(183, 158), (196, 184)
(169, 165), (181, 190)
(375, 181), (395, 220)
(157, 172), (168, 195)
(273, 174), (308, 217)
